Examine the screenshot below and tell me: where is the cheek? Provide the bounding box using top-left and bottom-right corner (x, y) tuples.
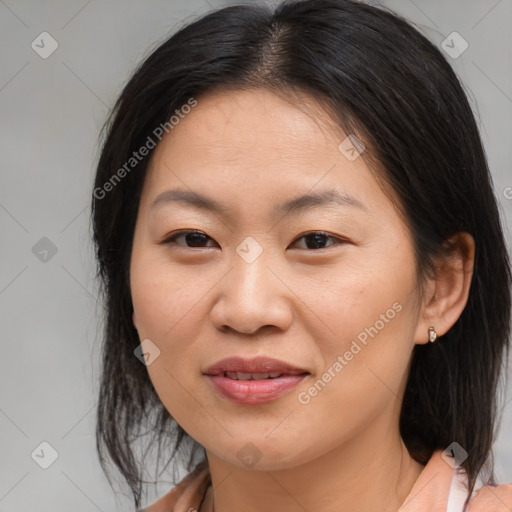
(129, 250), (216, 410)
(130, 250), (211, 341)
(296, 253), (415, 349)
(293, 253), (418, 406)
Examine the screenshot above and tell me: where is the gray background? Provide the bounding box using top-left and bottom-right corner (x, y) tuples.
(0, 0), (511, 511)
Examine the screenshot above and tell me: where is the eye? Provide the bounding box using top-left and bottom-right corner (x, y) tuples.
(161, 230), (218, 248)
(290, 231), (345, 250)
(160, 230), (345, 250)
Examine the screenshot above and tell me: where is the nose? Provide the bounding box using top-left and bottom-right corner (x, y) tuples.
(209, 252), (293, 335)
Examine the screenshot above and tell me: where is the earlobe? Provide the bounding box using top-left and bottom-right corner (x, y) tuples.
(414, 232), (475, 345)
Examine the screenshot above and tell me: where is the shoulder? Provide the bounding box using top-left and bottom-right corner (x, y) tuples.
(400, 449), (512, 512)
(137, 454), (512, 511)
(446, 452), (512, 512)
(468, 482), (512, 511)
(137, 460), (210, 512)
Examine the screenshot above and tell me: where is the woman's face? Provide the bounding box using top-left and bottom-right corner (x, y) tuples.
(130, 88), (428, 470)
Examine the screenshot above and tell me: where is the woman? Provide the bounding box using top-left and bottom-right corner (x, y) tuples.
(91, 1), (512, 511)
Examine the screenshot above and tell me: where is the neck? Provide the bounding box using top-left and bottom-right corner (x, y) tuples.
(203, 418), (425, 512)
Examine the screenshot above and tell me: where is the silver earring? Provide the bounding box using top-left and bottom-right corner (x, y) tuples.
(428, 326), (437, 343)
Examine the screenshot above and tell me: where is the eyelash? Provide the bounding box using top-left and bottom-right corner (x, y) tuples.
(160, 230), (346, 250)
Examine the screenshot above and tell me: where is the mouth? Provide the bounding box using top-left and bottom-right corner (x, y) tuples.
(203, 356), (309, 377)
(217, 371), (296, 380)
(203, 356), (310, 404)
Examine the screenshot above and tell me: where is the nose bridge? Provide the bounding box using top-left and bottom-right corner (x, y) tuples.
(211, 236), (291, 334)
(230, 238), (274, 302)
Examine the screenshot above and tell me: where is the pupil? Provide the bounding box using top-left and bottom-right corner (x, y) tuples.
(187, 232), (207, 247)
(307, 233), (327, 249)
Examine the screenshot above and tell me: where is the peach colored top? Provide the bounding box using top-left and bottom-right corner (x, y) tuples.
(138, 450), (512, 512)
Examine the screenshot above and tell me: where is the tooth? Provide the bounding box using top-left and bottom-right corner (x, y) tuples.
(269, 372), (282, 378)
(225, 371), (238, 379)
(252, 373), (270, 380)
(236, 372), (252, 380)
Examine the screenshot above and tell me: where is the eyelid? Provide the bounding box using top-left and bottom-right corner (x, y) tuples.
(290, 231), (346, 249)
(160, 230), (218, 247)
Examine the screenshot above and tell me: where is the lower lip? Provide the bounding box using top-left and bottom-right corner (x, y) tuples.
(205, 374), (308, 404)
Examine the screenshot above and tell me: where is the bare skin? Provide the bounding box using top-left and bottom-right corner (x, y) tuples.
(130, 88), (475, 512)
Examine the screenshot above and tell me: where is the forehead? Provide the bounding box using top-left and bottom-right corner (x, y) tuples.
(140, 88), (389, 221)
(151, 88), (346, 170)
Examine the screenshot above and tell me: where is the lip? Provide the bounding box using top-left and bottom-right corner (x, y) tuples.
(203, 356), (308, 375)
(203, 356), (309, 405)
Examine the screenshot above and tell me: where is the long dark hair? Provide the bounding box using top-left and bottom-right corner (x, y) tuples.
(91, 0), (511, 509)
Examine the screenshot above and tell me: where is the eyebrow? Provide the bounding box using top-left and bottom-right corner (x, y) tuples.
(150, 188), (369, 217)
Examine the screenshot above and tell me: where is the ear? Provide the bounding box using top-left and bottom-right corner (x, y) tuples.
(413, 232), (475, 345)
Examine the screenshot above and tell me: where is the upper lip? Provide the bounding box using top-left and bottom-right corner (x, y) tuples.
(203, 356), (309, 376)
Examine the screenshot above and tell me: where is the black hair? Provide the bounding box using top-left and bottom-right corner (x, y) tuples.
(91, 1), (511, 510)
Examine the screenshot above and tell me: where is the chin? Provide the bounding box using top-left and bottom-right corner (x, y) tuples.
(205, 435), (314, 472)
